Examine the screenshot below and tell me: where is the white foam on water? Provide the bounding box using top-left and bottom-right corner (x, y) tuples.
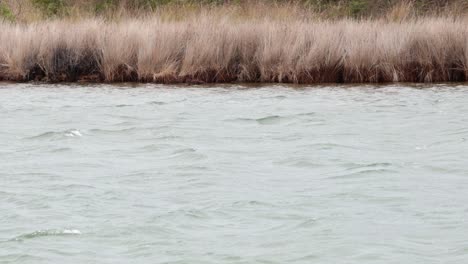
(10, 229), (82, 241)
(62, 229), (81, 235)
(65, 129), (83, 137)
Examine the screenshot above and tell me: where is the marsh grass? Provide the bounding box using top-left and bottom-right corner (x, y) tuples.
(1, 5), (468, 84)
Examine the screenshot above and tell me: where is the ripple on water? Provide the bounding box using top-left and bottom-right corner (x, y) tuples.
(88, 127), (138, 135)
(115, 104), (133, 108)
(225, 112), (319, 126)
(166, 147), (206, 161)
(25, 129), (83, 140)
(11, 229), (81, 241)
(255, 115), (284, 125)
(226, 115), (286, 125)
(329, 167), (397, 180)
(48, 147), (73, 153)
(274, 157), (323, 168)
(304, 142), (360, 151)
(146, 101), (167, 105)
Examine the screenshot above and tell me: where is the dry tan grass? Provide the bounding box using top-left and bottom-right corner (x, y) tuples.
(1, 13), (468, 83)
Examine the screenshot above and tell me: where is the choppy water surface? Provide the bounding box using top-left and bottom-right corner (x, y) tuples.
(1, 83), (468, 264)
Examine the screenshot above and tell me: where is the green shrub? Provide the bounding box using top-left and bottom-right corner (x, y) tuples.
(138, 0), (174, 8)
(94, 0), (174, 12)
(32, 0), (66, 16)
(95, 0), (115, 13)
(349, 0), (367, 17)
(0, 2), (15, 21)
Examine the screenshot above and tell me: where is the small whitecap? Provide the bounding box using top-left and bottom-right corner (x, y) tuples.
(11, 229), (82, 241)
(65, 129), (82, 137)
(62, 229), (81, 235)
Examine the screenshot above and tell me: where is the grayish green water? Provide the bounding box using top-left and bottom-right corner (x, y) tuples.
(1, 83), (468, 263)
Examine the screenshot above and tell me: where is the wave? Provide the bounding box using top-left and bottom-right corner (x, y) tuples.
(25, 129), (83, 140)
(256, 115), (283, 125)
(226, 112), (320, 126)
(275, 157), (323, 168)
(88, 127), (137, 135)
(329, 162), (397, 179)
(11, 229), (81, 241)
(225, 115), (286, 125)
(147, 101), (167, 105)
(304, 142), (360, 150)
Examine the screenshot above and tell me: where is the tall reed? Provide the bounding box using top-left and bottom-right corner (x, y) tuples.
(1, 15), (468, 83)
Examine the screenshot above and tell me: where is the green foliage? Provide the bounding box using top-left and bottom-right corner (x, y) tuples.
(0, 2), (15, 21)
(32, 0), (66, 16)
(95, 0), (176, 12)
(3, 0), (466, 19)
(95, 0), (115, 13)
(349, 0), (367, 17)
(95, 0), (236, 11)
(138, 0), (174, 9)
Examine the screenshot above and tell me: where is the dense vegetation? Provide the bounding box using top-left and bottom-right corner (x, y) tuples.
(1, 0), (468, 22)
(1, 0), (468, 84)
(1, 16), (468, 84)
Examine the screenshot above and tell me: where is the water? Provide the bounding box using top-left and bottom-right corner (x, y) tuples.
(1, 83), (468, 264)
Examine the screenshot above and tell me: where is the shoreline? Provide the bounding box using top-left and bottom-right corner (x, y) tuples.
(2, 17), (468, 84)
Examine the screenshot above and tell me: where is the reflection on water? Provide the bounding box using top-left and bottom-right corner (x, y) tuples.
(1, 83), (468, 263)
